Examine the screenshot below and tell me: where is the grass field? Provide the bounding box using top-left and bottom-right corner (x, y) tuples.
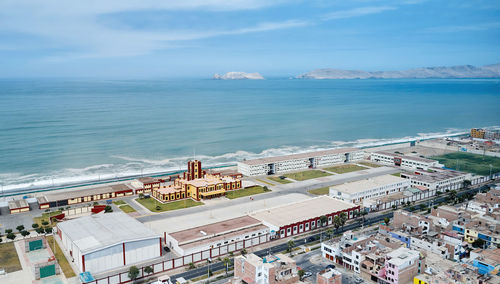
(268, 176), (293, 184)
(112, 200), (126, 205)
(284, 170), (331, 181)
(324, 164), (368, 174)
(391, 173), (401, 177)
(33, 210), (62, 227)
(226, 186), (271, 199)
(431, 152), (500, 176)
(118, 205), (136, 213)
(0, 242), (22, 273)
(358, 161), (382, 168)
(308, 187), (330, 195)
(136, 198), (203, 212)
(256, 178), (275, 186)
(46, 235), (76, 278)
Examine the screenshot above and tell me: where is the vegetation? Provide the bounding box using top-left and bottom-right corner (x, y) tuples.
(472, 238), (486, 248)
(241, 248), (247, 256)
(144, 265), (153, 275)
(118, 205), (137, 213)
(320, 215), (328, 226)
(225, 186), (271, 199)
(222, 257), (231, 276)
(284, 170), (331, 181)
(384, 217), (390, 226)
(44, 227), (53, 234)
(16, 225), (25, 232)
(32, 223), (39, 229)
(298, 269), (305, 280)
(324, 164), (368, 174)
(391, 172), (401, 177)
(358, 161), (382, 168)
(431, 152), (500, 176)
(7, 233), (16, 241)
(33, 210), (62, 227)
(104, 205), (113, 213)
(128, 265), (140, 281)
(21, 230), (30, 238)
(136, 198), (203, 212)
(0, 242), (22, 272)
(189, 262), (196, 269)
(47, 235), (76, 277)
(268, 176), (293, 184)
(255, 178), (275, 186)
(287, 240), (295, 252)
(308, 186), (330, 195)
(112, 200), (126, 205)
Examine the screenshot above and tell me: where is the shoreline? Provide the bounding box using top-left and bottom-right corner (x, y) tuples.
(0, 131), (471, 198)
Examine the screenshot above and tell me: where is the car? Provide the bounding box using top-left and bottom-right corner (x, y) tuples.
(326, 264), (336, 269)
(303, 272), (312, 278)
(163, 246), (171, 252)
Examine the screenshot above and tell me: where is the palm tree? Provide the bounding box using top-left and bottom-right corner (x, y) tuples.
(333, 216), (341, 232)
(287, 240), (295, 253)
(222, 257), (231, 276)
(339, 212), (347, 230)
(326, 228), (333, 239)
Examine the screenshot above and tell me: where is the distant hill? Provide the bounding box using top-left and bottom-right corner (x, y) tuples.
(213, 72), (264, 80)
(296, 64), (500, 79)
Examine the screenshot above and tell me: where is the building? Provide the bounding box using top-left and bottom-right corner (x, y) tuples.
(363, 186), (433, 212)
(463, 216), (500, 248)
(38, 184), (134, 209)
(317, 268), (342, 284)
(57, 212), (161, 275)
(237, 148), (364, 176)
(164, 216), (269, 256)
(471, 128), (500, 141)
(383, 247), (423, 284)
(401, 168), (472, 192)
(131, 177), (161, 194)
(471, 128), (486, 139)
(233, 253), (300, 284)
(329, 174), (410, 204)
(8, 199), (29, 214)
(151, 160), (242, 202)
(370, 151), (441, 170)
(470, 248), (500, 275)
(250, 196), (359, 239)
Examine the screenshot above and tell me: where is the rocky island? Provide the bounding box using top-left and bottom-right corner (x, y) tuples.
(213, 72), (264, 80)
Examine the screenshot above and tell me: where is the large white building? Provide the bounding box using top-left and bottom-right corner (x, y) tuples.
(329, 174), (411, 204)
(401, 168), (472, 191)
(370, 151), (441, 170)
(237, 148), (364, 176)
(57, 212), (161, 275)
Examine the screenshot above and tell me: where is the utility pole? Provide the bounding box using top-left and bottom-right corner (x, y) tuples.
(207, 258), (212, 283)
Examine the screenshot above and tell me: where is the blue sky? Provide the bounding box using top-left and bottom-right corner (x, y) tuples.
(0, 0), (499, 77)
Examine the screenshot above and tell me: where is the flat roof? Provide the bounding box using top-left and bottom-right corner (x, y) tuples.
(250, 196), (356, 228)
(386, 247), (420, 266)
(8, 199), (28, 209)
(473, 248), (500, 265)
(403, 169), (467, 183)
(137, 177), (160, 184)
(330, 174), (407, 194)
(44, 184), (133, 202)
(374, 151), (436, 163)
(240, 147), (361, 166)
(57, 212), (160, 254)
(169, 216), (262, 244)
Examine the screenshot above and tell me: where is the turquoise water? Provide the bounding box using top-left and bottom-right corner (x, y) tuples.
(0, 78), (499, 190)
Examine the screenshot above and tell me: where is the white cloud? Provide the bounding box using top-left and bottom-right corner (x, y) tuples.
(423, 22), (500, 33)
(322, 6), (396, 20)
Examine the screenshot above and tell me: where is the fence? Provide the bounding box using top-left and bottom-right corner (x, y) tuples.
(84, 233), (272, 284)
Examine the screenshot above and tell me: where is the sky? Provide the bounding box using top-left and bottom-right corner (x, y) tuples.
(0, 0), (499, 78)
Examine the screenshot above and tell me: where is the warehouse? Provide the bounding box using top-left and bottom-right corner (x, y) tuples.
(370, 151), (441, 170)
(57, 212), (161, 274)
(401, 168), (472, 191)
(329, 174), (410, 204)
(250, 196), (359, 239)
(237, 147), (364, 176)
(38, 184), (134, 209)
(8, 199), (29, 214)
(164, 216), (269, 257)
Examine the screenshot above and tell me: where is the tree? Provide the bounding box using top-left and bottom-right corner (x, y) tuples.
(287, 240), (295, 252)
(7, 233), (16, 241)
(139, 193), (144, 199)
(384, 217), (390, 226)
(392, 205), (397, 210)
(472, 239), (486, 248)
(104, 205), (113, 213)
(241, 248), (247, 256)
(0, 237), (2, 243)
(339, 212), (347, 229)
(35, 228), (44, 234)
(436, 191), (442, 196)
(463, 180), (472, 188)
(419, 204), (426, 210)
(333, 216), (341, 232)
(21, 230), (30, 238)
(223, 257), (231, 276)
(42, 221), (49, 226)
(406, 201), (411, 207)
(32, 223), (39, 229)
(93, 201), (99, 206)
(320, 215), (328, 226)
(16, 225), (25, 232)
(144, 266), (153, 275)
(156, 205), (161, 211)
(298, 269), (305, 280)
(44, 227), (53, 234)
(5, 229), (12, 234)
(128, 266), (140, 281)
(263, 186), (270, 192)
(188, 262), (196, 269)
(326, 228), (333, 239)
(449, 190), (457, 201)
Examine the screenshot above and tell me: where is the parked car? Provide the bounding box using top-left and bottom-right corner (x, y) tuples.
(303, 272), (312, 278)
(326, 264), (336, 269)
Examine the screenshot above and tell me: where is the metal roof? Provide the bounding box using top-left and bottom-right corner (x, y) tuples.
(330, 174), (407, 194)
(240, 147), (361, 166)
(57, 212), (160, 254)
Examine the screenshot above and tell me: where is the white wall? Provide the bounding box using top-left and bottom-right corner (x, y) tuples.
(125, 238), (160, 265)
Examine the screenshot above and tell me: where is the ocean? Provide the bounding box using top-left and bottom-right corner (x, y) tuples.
(1, 78), (499, 192)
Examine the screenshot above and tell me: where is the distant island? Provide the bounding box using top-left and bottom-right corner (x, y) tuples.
(213, 72), (264, 80)
(296, 63), (500, 79)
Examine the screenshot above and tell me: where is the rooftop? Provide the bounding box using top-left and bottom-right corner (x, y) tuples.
(330, 174), (408, 194)
(57, 212), (160, 254)
(374, 151), (436, 163)
(250, 196), (357, 228)
(137, 177), (161, 184)
(43, 184), (134, 202)
(402, 168), (468, 183)
(240, 147), (360, 165)
(8, 199), (28, 209)
(386, 247), (421, 266)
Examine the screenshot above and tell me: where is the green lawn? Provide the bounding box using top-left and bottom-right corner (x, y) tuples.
(0, 242), (22, 273)
(256, 178), (276, 186)
(308, 187), (330, 195)
(136, 198), (203, 212)
(46, 236), (76, 278)
(323, 164), (368, 174)
(431, 152), (500, 176)
(118, 205), (136, 213)
(391, 173), (401, 177)
(283, 170), (331, 181)
(225, 186), (271, 199)
(112, 200), (126, 206)
(358, 161), (382, 168)
(33, 210), (62, 227)
(268, 176), (293, 184)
